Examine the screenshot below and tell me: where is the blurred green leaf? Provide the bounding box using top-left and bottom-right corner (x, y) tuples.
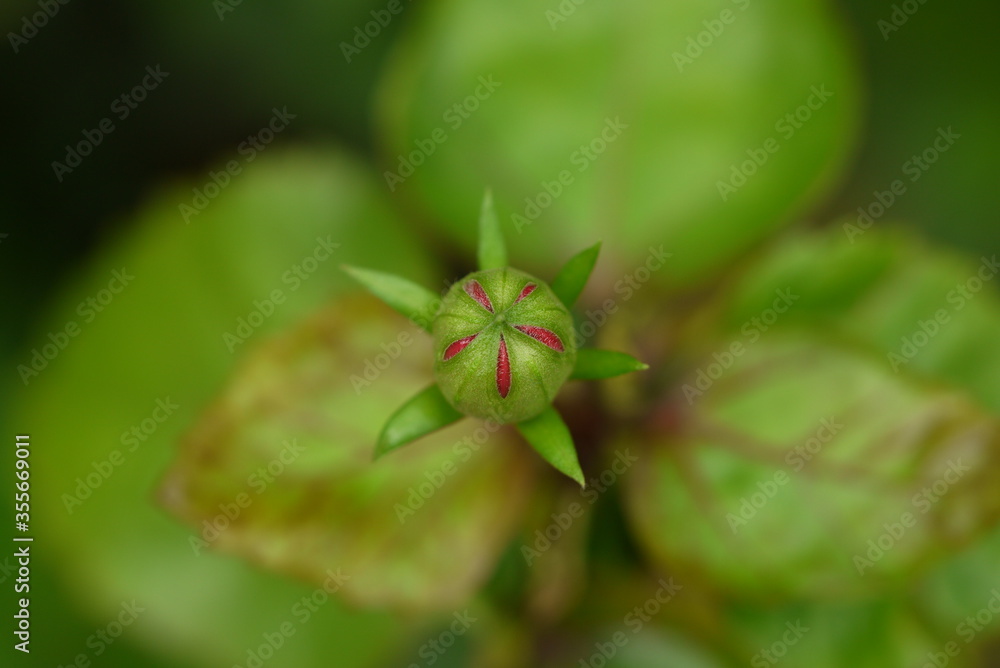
(478, 188), (508, 270)
(714, 226), (1000, 414)
(376, 383), (464, 458)
(13, 147), (441, 666)
(621, 225), (1000, 656)
(161, 294), (537, 611)
(342, 265), (440, 331)
(552, 242), (601, 308)
(624, 334), (1000, 600)
(913, 523), (1000, 650)
(571, 348), (648, 380)
(718, 597), (943, 668)
(377, 0), (860, 286)
(580, 557), (972, 668)
(516, 406), (584, 486)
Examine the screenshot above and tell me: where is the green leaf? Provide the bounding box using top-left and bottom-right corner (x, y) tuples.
(477, 188), (507, 270)
(915, 524), (1000, 636)
(12, 148), (439, 664)
(516, 407), (585, 487)
(571, 348), (648, 380)
(376, 384), (464, 458)
(342, 265), (440, 331)
(624, 229), (1000, 606)
(377, 0), (860, 286)
(716, 598), (941, 668)
(160, 296), (536, 611)
(551, 242), (601, 308)
(713, 227), (1000, 414)
(623, 334), (1000, 601)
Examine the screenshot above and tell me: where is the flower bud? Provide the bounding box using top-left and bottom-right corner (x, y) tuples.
(433, 268), (577, 423)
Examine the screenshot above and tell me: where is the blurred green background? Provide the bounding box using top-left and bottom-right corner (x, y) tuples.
(2, 0), (998, 667)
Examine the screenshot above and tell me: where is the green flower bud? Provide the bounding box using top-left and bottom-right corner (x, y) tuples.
(433, 267), (577, 423)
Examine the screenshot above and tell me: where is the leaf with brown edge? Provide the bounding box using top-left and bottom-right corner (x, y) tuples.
(158, 295), (535, 611)
(623, 334), (1000, 601)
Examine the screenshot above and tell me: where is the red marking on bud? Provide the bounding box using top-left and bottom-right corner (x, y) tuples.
(443, 334), (477, 361)
(497, 336), (511, 398)
(515, 325), (564, 352)
(465, 281), (493, 312)
(514, 283), (537, 303)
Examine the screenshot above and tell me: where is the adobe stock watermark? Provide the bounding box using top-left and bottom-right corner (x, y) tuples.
(918, 589), (1000, 668)
(512, 116), (628, 232)
(877, 0), (930, 41)
(349, 330), (416, 395)
(404, 610), (477, 668)
(726, 417), (843, 534)
(213, 0), (244, 21)
(0, 555), (16, 585)
(751, 620), (809, 667)
(887, 254), (997, 372)
(349, 278), (453, 395)
(17, 268), (134, 386)
(51, 66), (170, 182)
(545, 0), (589, 30)
(222, 235), (339, 353)
(394, 414), (504, 524)
(853, 458), (970, 575)
(384, 75), (501, 192)
(179, 107), (296, 224)
(521, 449), (638, 566)
(55, 600), (146, 668)
(8, 0), (71, 53)
(62, 397), (180, 514)
(189, 439), (306, 555)
(681, 288), (799, 404)
(843, 126), (960, 243)
(579, 578), (682, 667)
(341, 0), (414, 62)
(672, 0), (752, 72)
(232, 568), (350, 668)
(716, 84), (833, 202)
(572, 245), (671, 347)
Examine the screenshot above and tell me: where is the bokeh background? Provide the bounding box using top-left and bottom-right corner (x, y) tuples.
(2, 0), (998, 666)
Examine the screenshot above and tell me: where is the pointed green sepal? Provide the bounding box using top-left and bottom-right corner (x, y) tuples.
(515, 406), (585, 487)
(375, 384), (464, 459)
(551, 242), (601, 308)
(342, 265), (440, 332)
(571, 348), (649, 380)
(477, 189), (507, 271)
